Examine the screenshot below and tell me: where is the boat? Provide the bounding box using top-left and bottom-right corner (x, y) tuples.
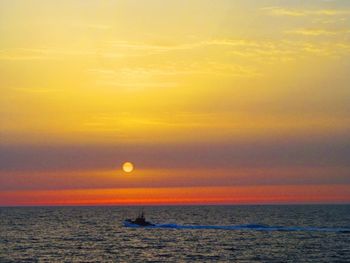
(124, 211), (155, 227)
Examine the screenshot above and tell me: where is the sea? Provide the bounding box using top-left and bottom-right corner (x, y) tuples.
(1, 205), (349, 262)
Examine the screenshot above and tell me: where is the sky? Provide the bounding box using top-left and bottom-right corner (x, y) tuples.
(1, 0), (350, 206)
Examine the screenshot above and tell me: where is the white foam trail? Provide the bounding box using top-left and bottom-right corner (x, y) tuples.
(124, 222), (350, 233)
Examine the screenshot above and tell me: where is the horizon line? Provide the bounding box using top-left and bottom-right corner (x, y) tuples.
(1, 202), (349, 208)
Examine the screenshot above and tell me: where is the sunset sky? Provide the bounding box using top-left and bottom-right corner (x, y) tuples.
(1, 0), (350, 206)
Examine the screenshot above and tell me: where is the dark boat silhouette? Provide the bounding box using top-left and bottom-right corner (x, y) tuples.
(124, 211), (155, 227)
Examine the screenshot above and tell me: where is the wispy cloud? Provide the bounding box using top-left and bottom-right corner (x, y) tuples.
(0, 48), (57, 60)
(12, 88), (61, 93)
(263, 7), (350, 17)
(0, 48), (95, 61)
(286, 28), (337, 36)
(87, 62), (261, 89)
(107, 40), (200, 54)
(95, 43), (344, 85)
(83, 24), (111, 30)
(3, 34), (350, 63)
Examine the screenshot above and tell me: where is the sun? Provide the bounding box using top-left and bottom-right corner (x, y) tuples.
(122, 162), (134, 173)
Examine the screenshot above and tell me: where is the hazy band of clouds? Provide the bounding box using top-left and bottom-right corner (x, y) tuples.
(1, 136), (349, 172)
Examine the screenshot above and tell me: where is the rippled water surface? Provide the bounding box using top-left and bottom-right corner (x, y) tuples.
(1, 205), (349, 262)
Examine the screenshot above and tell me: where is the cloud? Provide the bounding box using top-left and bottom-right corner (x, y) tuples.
(287, 29), (337, 36)
(1, 166), (349, 191)
(0, 48), (57, 60)
(12, 88), (61, 93)
(0, 48), (95, 61)
(2, 34), (350, 64)
(1, 136), (350, 172)
(87, 55), (262, 86)
(262, 7), (350, 17)
(80, 24), (111, 30)
(107, 40), (202, 54)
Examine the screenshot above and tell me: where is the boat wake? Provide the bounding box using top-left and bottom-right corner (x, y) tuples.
(124, 222), (350, 233)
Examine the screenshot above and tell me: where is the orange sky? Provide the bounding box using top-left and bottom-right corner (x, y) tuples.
(1, 0), (350, 205)
(2, 185), (349, 206)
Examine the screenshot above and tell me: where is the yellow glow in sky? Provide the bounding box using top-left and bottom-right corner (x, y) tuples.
(1, 0), (349, 146)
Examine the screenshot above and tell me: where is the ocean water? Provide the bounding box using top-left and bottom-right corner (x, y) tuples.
(1, 205), (349, 262)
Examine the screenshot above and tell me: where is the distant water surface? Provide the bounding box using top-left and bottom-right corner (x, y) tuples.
(1, 205), (349, 262)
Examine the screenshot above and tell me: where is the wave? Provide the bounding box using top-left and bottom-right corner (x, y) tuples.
(124, 222), (350, 233)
